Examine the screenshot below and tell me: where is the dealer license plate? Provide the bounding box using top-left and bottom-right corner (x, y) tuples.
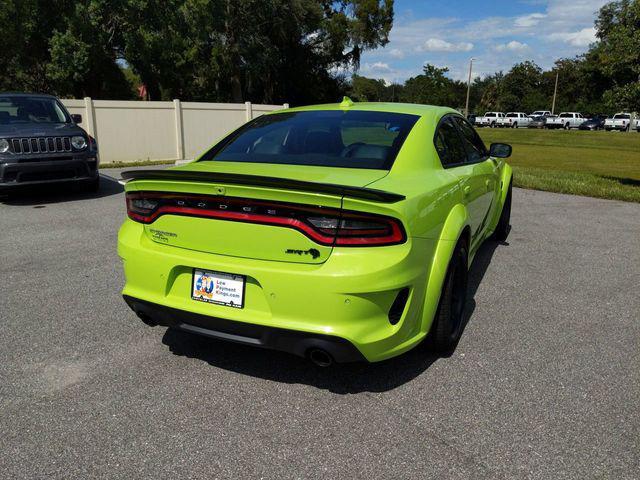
(191, 269), (245, 308)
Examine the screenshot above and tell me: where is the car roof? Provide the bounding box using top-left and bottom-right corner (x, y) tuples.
(278, 101), (457, 119)
(0, 92), (58, 99)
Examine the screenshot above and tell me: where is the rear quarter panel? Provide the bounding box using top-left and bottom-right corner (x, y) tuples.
(353, 110), (473, 336)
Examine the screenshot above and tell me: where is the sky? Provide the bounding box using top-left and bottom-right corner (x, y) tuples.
(358, 0), (609, 83)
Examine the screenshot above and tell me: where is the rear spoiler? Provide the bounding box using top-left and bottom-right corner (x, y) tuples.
(120, 169), (405, 204)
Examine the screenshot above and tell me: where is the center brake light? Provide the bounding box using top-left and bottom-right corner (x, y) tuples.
(126, 192), (406, 247)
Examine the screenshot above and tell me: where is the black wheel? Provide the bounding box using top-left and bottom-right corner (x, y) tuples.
(490, 122), (495, 128)
(428, 240), (469, 354)
(493, 182), (512, 241)
(564, 123), (570, 130)
(512, 122), (518, 129)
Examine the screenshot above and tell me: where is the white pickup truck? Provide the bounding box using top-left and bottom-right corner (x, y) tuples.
(545, 112), (587, 129)
(530, 110), (552, 117)
(475, 112), (505, 128)
(604, 113), (632, 131)
(497, 112), (531, 128)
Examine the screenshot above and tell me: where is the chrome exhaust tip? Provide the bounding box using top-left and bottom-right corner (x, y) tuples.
(308, 348), (334, 367)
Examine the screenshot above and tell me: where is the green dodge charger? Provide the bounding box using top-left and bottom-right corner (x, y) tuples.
(118, 98), (512, 365)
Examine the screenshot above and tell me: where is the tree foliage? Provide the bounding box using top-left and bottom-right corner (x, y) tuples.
(0, 0), (393, 103)
(2, 0), (638, 112)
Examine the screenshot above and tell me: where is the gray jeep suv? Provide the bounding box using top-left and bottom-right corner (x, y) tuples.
(0, 93), (99, 193)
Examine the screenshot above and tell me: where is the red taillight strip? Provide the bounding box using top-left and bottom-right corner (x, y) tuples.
(334, 219), (404, 246)
(155, 205), (336, 245)
(126, 192), (406, 247)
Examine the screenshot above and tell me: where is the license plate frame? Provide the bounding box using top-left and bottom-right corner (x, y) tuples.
(191, 269), (246, 309)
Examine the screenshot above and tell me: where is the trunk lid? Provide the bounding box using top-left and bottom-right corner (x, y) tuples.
(126, 162), (389, 264)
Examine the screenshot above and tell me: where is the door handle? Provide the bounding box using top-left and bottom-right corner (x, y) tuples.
(463, 185), (471, 197)
(485, 179), (492, 190)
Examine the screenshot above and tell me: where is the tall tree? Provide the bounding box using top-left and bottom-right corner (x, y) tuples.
(400, 64), (465, 107)
(0, 0), (393, 104)
(593, 0), (640, 110)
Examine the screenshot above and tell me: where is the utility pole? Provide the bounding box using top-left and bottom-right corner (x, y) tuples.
(464, 58), (475, 118)
(551, 70), (559, 115)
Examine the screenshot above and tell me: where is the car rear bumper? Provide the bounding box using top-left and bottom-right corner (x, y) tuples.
(0, 156), (99, 190)
(124, 295), (366, 363)
(118, 219), (437, 362)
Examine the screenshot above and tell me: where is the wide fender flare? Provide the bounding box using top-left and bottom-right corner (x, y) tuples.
(419, 203), (470, 334)
(489, 162), (513, 231)
(499, 162), (513, 208)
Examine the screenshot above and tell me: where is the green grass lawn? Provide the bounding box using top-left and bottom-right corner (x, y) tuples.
(478, 128), (640, 202)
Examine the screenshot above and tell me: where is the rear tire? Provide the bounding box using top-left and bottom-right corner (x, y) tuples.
(493, 182), (512, 241)
(428, 240), (469, 354)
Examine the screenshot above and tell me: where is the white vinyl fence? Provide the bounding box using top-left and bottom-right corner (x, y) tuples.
(61, 98), (288, 163)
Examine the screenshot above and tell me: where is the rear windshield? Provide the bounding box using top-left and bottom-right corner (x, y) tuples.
(0, 96), (70, 124)
(200, 110), (419, 170)
(506, 113), (518, 118)
(614, 114), (630, 119)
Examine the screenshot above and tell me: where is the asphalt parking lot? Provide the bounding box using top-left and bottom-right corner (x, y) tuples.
(1, 168), (639, 479)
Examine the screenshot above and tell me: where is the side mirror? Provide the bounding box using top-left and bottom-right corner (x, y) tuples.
(71, 113), (83, 123)
(489, 143), (512, 158)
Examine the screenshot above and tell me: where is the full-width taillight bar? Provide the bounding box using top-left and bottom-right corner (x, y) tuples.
(126, 192), (406, 247)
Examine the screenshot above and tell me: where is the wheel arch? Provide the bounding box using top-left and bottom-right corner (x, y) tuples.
(419, 203), (470, 335)
(499, 162), (513, 206)
(488, 161), (513, 233)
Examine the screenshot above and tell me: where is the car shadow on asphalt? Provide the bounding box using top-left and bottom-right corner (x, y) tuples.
(161, 237), (506, 394)
(0, 173), (123, 205)
(454, 236), (506, 353)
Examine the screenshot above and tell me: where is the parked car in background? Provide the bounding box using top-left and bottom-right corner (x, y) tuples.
(475, 112), (505, 128)
(0, 92), (99, 194)
(528, 115), (547, 129)
(545, 112), (587, 129)
(118, 101), (513, 364)
(635, 118), (640, 132)
(604, 113), (632, 131)
(530, 110), (552, 117)
(579, 114), (607, 130)
(498, 112), (531, 128)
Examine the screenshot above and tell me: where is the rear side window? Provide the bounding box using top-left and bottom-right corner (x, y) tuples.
(200, 110), (419, 170)
(452, 116), (488, 163)
(434, 117), (467, 167)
